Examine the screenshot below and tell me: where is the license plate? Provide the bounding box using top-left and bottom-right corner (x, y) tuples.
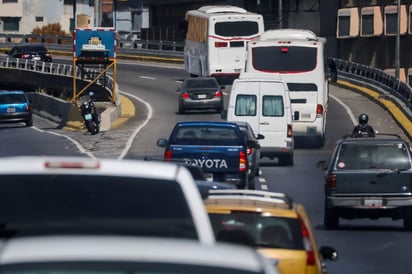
(84, 113), (93, 120)
(364, 198), (383, 208)
(204, 173), (213, 182)
(7, 108), (16, 113)
(33, 56), (41, 61)
(198, 94), (206, 99)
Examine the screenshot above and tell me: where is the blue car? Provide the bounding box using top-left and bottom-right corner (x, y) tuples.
(0, 90), (33, 127)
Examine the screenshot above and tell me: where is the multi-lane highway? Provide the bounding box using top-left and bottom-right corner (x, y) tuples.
(1, 59), (411, 273)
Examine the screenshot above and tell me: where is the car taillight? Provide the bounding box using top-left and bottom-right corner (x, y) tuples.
(164, 149), (173, 160)
(239, 151), (247, 171)
(45, 53), (52, 57)
(215, 42), (228, 48)
(316, 104), (323, 116)
(327, 175), (336, 189)
(21, 54), (30, 59)
(214, 91), (223, 97)
(298, 214), (316, 266)
(181, 92), (190, 99)
(287, 124), (293, 138)
(246, 147), (254, 155)
(26, 105), (32, 112)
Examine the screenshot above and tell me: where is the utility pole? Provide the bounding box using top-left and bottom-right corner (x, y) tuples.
(394, 0), (400, 79)
(73, 0), (77, 30)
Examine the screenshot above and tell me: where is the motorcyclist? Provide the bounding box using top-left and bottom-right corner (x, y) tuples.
(352, 113), (375, 137)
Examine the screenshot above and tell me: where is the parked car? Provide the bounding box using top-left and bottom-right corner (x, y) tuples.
(317, 133), (412, 230)
(0, 236), (281, 274)
(157, 121), (260, 189)
(0, 156), (215, 244)
(6, 44), (52, 62)
(204, 189), (338, 274)
(0, 90), (33, 127)
(177, 77), (224, 114)
(233, 120), (264, 188)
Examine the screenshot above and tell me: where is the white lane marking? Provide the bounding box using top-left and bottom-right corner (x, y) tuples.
(260, 184), (268, 190)
(329, 93), (357, 126)
(117, 91), (153, 160)
(139, 76), (156, 80)
(32, 124), (95, 159)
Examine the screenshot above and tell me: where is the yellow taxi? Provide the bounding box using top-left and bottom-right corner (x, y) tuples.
(204, 189), (338, 274)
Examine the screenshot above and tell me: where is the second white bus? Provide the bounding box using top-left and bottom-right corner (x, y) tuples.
(184, 5), (264, 83)
(245, 29), (337, 146)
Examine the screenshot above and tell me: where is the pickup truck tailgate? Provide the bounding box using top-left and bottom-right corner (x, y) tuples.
(168, 144), (243, 173)
(335, 171), (412, 195)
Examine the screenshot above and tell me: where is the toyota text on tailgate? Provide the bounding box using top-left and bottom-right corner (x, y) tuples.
(157, 121), (249, 189)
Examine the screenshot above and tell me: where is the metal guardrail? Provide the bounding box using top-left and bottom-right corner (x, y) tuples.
(0, 55), (115, 102)
(331, 57), (412, 115)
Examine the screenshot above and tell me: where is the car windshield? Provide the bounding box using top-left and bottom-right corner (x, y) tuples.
(184, 79), (218, 89)
(0, 262), (260, 274)
(0, 94), (26, 104)
(0, 175), (197, 239)
(336, 143), (411, 170)
(208, 212), (304, 250)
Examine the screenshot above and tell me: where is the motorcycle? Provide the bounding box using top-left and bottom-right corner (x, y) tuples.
(80, 98), (100, 135)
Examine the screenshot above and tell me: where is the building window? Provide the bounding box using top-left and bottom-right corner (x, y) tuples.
(2, 0), (18, 3)
(2, 17), (20, 31)
(35, 16), (43, 22)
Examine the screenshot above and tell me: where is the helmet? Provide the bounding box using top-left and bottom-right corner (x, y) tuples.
(358, 113), (369, 125)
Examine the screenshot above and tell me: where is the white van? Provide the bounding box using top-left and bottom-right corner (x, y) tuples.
(223, 73), (294, 166)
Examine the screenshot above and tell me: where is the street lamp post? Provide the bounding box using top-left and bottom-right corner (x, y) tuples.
(395, 0), (400, 79)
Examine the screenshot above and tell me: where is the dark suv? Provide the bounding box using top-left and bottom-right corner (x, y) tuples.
(317, 134), (412, 230)
(6, 44), (52, 62)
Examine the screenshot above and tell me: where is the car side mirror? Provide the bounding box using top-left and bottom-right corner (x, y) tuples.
(220, 85), (225, 90)
(156, 138), (168, 147)
(319, 246), (338, 261)
(246, 140), (259, 149)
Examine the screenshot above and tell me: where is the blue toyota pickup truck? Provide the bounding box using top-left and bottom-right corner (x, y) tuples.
(157, 121), (258, 189)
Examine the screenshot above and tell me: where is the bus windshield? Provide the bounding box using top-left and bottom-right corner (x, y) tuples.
(215, 21), (260, 37)
(251, 46), (317, 72)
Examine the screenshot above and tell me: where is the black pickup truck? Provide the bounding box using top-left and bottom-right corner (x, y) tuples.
(317, 134), (412, 230)
(157, 121), (260, 189)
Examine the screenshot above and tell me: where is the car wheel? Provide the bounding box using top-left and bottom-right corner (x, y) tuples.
(25, 117), (33, 127)
(403, 208), (412, 230)
(178, 105), (185, 114)
(324, 205), (339, 230)
(247, 176), (256, 190)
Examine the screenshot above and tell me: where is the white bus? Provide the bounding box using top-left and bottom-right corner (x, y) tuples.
(184, 5), (264, 83)
(245, 29), (337, 146)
